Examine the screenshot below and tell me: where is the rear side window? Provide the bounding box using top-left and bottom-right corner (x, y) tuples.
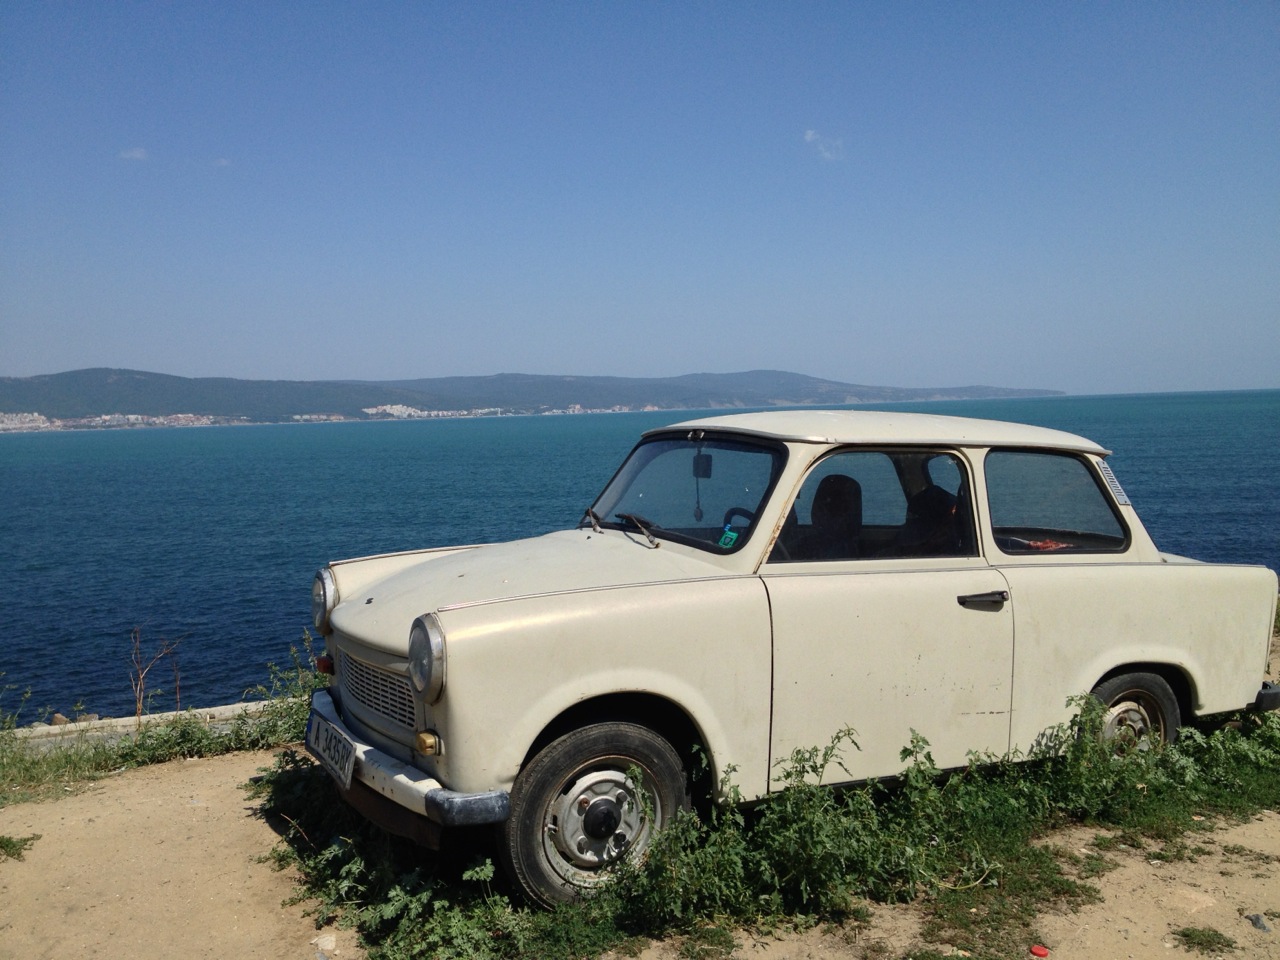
(985, 450), (1128, 554)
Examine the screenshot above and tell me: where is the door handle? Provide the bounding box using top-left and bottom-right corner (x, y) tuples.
(957, 590), (1009, 607)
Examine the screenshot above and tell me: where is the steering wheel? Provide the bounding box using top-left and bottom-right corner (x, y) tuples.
(722, 506), (755, 528)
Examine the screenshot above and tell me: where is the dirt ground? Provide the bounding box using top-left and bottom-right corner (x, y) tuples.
(0, 750), (364, 960)
(3, 753), (1279, 960)
(2, 635), (1278, 960)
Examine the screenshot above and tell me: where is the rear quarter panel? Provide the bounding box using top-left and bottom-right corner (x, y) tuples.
(1004, 560), (1278, 748)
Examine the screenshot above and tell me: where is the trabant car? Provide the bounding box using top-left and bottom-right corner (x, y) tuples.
(306, 410), (1279, 905)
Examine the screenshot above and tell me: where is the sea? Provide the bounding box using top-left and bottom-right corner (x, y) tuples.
(2, 390), (1277, 721)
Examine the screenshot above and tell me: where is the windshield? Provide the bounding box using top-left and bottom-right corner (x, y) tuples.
(587, 432), (786, 553)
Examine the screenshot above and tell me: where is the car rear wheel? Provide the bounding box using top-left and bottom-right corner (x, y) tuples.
(497, 722), (687, 906)
(1091, 672), (1180, 752)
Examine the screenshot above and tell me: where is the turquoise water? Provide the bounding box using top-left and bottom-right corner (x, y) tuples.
(1, 390), (1276, 718)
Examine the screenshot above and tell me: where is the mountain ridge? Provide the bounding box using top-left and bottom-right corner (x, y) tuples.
(0, 367), (1063, 426)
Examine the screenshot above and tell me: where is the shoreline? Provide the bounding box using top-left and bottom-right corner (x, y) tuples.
(3, 386), (1278, 436)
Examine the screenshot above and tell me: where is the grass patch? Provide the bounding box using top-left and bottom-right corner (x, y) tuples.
(245, 701), (1280, 960)
(677, 924), (736, 959)
(1, 636), (326, 808)
(1078, 851), (1119, 878)
(0, 833), (40, 861)
(1172, 925), (1237, 953)
(1220, 843), (1278, 864)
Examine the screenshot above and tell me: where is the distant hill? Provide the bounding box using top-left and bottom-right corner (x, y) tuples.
(368, 371), (1061, 412)
(0, 369), (443, 421)
(0, 368), (1062, 424)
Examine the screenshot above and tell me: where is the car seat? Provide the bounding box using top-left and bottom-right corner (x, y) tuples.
(805, 474), (863, 560)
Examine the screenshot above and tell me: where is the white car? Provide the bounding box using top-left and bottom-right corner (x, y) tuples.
(305, 410), (1279, 905)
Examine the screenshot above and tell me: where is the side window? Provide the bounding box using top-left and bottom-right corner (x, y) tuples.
(769, 450), (976, 562)
(985, 450), (1128, 554)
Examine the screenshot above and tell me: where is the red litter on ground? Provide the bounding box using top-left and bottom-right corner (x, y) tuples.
(1030, 947), (1050, 958)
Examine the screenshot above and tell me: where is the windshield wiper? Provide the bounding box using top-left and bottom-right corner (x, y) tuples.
(580, 507), (603, 533)
(615, 512), (660, 548)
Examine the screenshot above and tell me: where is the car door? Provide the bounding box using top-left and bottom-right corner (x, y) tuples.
(761, 448), (1014, 785)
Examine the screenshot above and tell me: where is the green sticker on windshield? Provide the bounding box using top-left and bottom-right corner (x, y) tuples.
(718, 530), (739, 549)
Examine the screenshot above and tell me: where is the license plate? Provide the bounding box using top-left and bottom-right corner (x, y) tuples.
(306, 709), (356, 791)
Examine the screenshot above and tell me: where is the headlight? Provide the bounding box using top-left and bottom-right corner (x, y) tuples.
(408, 613), (447, 702)
(311, 567), (337, 635)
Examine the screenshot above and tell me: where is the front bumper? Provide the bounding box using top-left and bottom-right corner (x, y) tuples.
(305, 689), (510, 846)
(1249, 681), (1280, 714)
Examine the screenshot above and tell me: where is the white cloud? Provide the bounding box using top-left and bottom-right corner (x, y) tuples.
(804, 129), (842, 162)
(118, 147), (148, 161)
(212, 158), (231, 167)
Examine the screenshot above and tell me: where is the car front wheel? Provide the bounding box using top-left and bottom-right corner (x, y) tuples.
(1091, 672), (1181, 752)
(497, 722), (688, 906)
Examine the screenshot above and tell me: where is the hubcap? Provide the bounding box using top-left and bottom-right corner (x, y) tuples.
(547, 768), (652, 872)
(1102, 695), (1161, 751)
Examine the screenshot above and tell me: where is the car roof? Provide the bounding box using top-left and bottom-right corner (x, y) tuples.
(649, 409), (1110, 455)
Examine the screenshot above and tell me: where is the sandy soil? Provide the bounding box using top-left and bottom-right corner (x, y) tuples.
(0, 750), (364, 960)
(4, 752), (1278, 960)
(2, 634), (1277, 960)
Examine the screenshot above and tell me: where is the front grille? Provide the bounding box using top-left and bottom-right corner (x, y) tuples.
(339, 650), (416, 732)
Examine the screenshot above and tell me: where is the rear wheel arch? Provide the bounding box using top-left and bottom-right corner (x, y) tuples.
(1090, 667), (1187, 747)
(1093, 662), (1196, 723)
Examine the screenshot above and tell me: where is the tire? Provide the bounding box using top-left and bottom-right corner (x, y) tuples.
(1091, 672), (1181, 751)
(497, 722), (688, 906)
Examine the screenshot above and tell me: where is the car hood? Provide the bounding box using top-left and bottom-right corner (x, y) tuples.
(328, 528), (735, 647)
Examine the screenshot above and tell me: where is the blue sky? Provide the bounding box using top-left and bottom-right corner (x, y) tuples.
(1, 2), (1276, 394)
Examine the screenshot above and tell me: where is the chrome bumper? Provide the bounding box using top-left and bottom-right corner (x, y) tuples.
(305, 689), (510, 836)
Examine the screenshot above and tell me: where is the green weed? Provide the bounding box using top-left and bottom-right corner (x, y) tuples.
(1172, 925), (1237, 953)
(1076, 849), (1119, 879)
(1220, 843), (1277, 865)
(0, 833), (40, 861)
(677, 924), (736, 959)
